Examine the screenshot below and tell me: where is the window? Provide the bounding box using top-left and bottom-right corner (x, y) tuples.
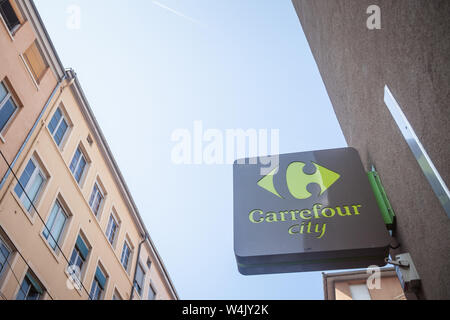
(90, 266), (107, 300)
(349, 284), (372, 300)
(16, 272), (44, 300)
(134, 263), (145, 296)
(120, 241), (131, 272)
(69, 235), (89, 278)
(146, 258), (152, 270)
(48, 107), (69, 147)
(105, 214), (119, 246)
(89, 182), (104, 216)
(23, 41), (48, 83)
(0, 0), (20, 32)
(70, 147), (87, 184)
(112, 290), (122, 300)
(42, 200), (68, 250)
(148, 284), (156, 300)
(0, 236), (11, 274)
(14, 157), (46, 212)
(0, 81), (18, 133)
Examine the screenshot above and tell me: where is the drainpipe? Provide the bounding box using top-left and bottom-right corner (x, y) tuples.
(129, 234), (147, 300)
(0, 75), (66, 192)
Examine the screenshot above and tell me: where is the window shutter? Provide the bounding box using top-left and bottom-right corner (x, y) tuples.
(95, 267), (107, 290)
(76, 236), (89, 260)
(26, 273), (43, 295)
(24, 42), (47, 82)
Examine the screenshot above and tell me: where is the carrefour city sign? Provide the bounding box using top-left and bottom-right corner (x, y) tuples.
(233, 148), (391, 275)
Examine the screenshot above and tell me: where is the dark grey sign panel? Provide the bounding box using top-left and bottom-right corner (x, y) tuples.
(233, 147), (391, 275)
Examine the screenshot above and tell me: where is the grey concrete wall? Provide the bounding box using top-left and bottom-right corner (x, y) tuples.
(292, 0), (450, 299)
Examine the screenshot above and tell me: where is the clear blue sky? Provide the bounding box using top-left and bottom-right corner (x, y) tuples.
(35, 0), (347, 299)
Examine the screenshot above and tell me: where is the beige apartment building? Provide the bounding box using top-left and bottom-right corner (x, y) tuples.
(0, 0), (64, 185)
(323, 268), (405, 300)
(0, 0), (177, 300)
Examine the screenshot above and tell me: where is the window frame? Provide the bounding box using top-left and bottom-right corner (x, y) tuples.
(69, 146), (89, 186)
(14, 156), (47, 214)
(69, 235), (88, 268)
(133, 262), (145, 297)
(89, 181), (105, 217)
(120, 240), (132, 272)
(90, 265), (108, 301)
(0, 80), (20, 135)
(68, 232), (91, 289)
(16, 272), (44, 301)
(69, 245), (85, 273)
(0, 235), (11, 275)
(112, 289), (123, 300)
(42, 199), (69, 251)
(48, 105), (71, 149)
(148, 282), (157, 301)
(105, 212), (120, 247)
(90, 277), (102, 300)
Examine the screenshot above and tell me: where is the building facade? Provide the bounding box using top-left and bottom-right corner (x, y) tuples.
(0, 0), (64, 186)
(0, 0), (177, 300)
(323, 268), (405, 300)
(292, 0), (449, 299)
